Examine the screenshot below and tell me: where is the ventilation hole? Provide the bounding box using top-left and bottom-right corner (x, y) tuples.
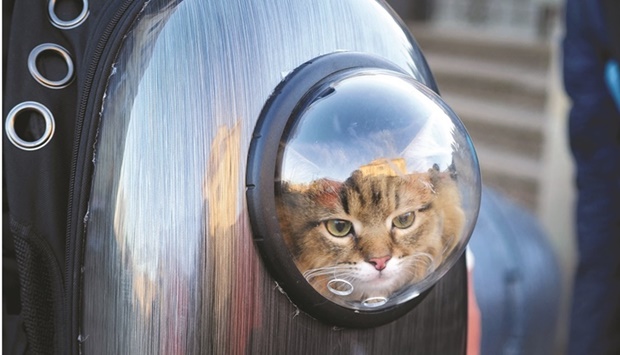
(28, 44), (74, 89)
(35, 49), (70, 82)
(48, 0), (89, 30)
(5, 102), (55, 151)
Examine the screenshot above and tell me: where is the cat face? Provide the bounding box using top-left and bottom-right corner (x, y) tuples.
(276, 168), (465, 306)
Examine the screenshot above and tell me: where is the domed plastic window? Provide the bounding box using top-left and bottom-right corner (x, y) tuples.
(247, 53), (480, 325)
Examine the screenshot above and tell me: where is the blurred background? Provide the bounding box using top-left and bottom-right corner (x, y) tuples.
(385, 0), (574, 353)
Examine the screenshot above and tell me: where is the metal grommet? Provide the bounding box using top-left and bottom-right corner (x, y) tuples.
(5, 101), (56, 151)
(28, 43), (75, 89)
(48, 0), (89, 30)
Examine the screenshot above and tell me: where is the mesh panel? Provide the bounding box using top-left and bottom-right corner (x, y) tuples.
(12, 221), (59, 354)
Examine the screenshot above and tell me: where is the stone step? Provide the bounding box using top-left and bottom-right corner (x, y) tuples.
(442, 93), (546, 159)
(427, 52), (549, 110)
(481, 168), (539, 210)
(474, 142), (540, 210)
(443, 92), (545, 132)
(410, 23), (550, 71)
(475, 142), (540, 181)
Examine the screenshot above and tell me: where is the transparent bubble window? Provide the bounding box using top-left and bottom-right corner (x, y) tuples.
(273, 68), (480, 310)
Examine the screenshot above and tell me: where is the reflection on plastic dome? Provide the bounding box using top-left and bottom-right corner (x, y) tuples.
(275, 70), (480, 310)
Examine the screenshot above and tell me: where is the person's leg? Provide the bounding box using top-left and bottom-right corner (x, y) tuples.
(568, 167), (620, 355)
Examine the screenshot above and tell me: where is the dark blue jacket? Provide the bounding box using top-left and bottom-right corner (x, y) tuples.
(563, 1), (620, 354)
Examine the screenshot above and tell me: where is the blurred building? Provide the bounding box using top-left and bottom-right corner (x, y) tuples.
(359, 158), (407, 176)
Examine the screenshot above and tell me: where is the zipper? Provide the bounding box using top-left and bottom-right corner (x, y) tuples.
(64, 0), (146, 353)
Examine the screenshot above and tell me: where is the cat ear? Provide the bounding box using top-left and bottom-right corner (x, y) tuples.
(306, 178), (343, 209)
(448, 161), (458, 180)
(429, 167), (441, 188)
(426, 168), (459, 193)
(310, 178), (342, 192)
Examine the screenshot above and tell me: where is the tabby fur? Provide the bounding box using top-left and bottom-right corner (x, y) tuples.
(276, 166), (465, 303)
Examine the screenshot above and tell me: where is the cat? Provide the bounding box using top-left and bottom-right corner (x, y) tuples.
(276, 165), (465, 306)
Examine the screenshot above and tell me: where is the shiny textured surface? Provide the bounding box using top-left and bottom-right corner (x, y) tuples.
(81, 0), (466, 353)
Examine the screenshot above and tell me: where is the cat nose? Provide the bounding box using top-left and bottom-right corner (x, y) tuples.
(368, 255), (391, 271)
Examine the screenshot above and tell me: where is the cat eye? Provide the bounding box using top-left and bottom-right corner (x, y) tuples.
(393, 212), (415, 229)
(325, 219), (353, 237)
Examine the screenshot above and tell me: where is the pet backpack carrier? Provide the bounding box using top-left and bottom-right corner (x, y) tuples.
(3, 1), (481, 354)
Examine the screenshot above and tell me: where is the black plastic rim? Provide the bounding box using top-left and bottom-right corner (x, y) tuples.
(246, 52), (434, 328)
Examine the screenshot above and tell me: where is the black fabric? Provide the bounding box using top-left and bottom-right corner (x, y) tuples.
(3, 1), (82, 352)
(11, 218), (63, 355)
(2, 1), (127, 353)
(3, 190), (27, 355)
(3, 0), (87, 272)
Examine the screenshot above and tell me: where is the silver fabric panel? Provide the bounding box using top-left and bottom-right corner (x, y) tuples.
(81, 0), (445, 353)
